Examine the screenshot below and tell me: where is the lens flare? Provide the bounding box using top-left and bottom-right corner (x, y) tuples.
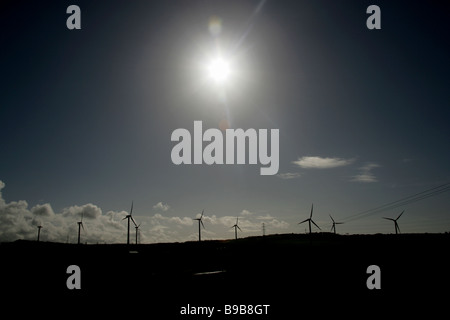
(208, 58), (230, 83)
(208, 16), (222, 36)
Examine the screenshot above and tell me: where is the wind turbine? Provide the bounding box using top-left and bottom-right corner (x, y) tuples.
(77, 213), (85, 245)
(383, 210), (404, 234)
(135, 223), (141, 245)
(193, 210), (205, 242)
(231, 217), (242, 240)
(36, 225), (43, 242)
(329, 214), (343, 234)
(298, 203), (321, 234)
(122, 201), (137, 245)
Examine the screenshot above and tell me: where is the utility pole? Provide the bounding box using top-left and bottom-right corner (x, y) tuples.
(262, 223), (265, 237)
(37, 226), (42, 242)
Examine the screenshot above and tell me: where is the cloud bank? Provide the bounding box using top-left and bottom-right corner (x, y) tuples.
(0, 181), (289, 243)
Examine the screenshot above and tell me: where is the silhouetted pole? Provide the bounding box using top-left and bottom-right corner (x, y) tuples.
(198, 220), (201, 242)
(37, 226), (42, 242)
(77, 223), (82, 244)
(127, 217), (130, 245)
(262, 223), (265, 236)
(135, 226), (139, 244)
(308, 220), (312, 234)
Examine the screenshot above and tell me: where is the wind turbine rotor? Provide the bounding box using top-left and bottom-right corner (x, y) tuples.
(298, 219), (309, 225)
(396, 210), (405, 220)
(311, 219), (321, 230)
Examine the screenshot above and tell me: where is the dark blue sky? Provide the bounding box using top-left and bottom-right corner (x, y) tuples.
(1, 0), (449, 243)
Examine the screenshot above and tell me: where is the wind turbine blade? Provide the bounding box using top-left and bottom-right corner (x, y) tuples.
(200, 220), (205, 229)
(81, 222), (84, 231)
(236, 217), (239, 225)
(310, 203), (314, 219)
(330, 225), (334, 232)
(383, 217), (395, 221)
(311, 219), (321, 230)
(81, 213), (84, 222)
(397, 210), (405, 220)
(237, 226), (242, 231)
(329, 214), (335, 223)
(131, 216), (137, 227)
(200, 210), (204, 219)
(122, 216), (128, 221)
(130, 201), (134, 215)
(396, 223), (401, 234)
(298, 219), (309, 225)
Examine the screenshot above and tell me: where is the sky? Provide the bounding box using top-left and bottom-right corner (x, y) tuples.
(1, 0), (449, 243)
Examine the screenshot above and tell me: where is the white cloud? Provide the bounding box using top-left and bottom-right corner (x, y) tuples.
(62, 204), (102, 219)
(151, 213), (193, 226)
(292, 156), (355, 169)
(240, 209), (253, 216)
(351, 163), (380, 183)
(31, 203), (55, 217)
(277, 172), (302, 179)
(153, 202), (170, 212)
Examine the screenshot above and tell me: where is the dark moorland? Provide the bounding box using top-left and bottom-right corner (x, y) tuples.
(1, 233), (449, 318)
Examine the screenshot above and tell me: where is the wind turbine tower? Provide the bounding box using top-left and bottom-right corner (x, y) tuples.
(383, 210), (404, 234)
(329, 214), (343, 234)
(231, 217), (242, 240)
(193, 210), (205, 242)
(77, 213), (85, 245)
(122, 201), (137, 245)
(37, 225), (43, 242)
(298, 203), (321, 234)
(135, 223), (141, 245)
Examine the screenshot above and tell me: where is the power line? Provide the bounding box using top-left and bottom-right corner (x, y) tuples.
(341, 183), (450, 223)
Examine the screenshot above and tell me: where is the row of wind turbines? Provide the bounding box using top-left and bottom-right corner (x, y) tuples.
(193, 210), (241, 242)
(35, 202), (405, 244)
(35, 201), (142, 244)
(298, 204), (405, 235)
(189, 204), (405, 242)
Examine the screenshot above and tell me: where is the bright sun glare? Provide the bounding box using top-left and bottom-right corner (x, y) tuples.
(208, 58), (230, 83)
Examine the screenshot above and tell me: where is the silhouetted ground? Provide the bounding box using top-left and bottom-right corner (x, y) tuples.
(1, 233), (449, 318)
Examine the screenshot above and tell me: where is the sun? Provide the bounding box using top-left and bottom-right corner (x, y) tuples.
(208, 58), (230, 83)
